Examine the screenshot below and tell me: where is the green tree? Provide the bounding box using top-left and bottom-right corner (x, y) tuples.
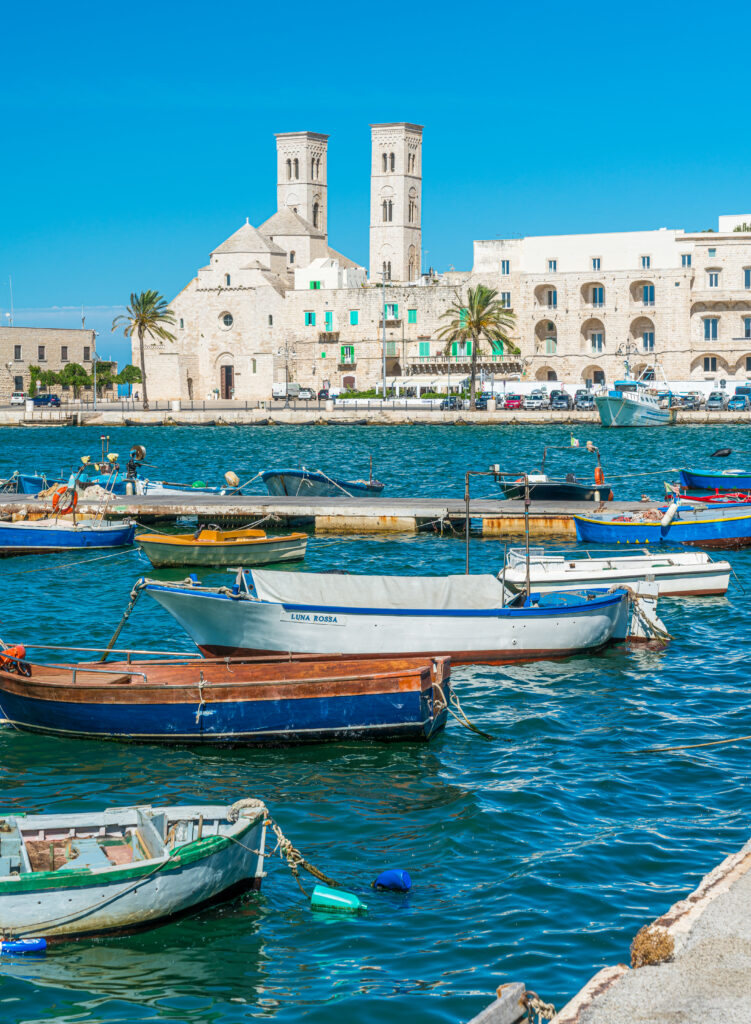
(112, 291), (176, 409)
(92, 360), (117, 396)
(437, 285), (519, 408)
(116, 363), (142, 384)
(58, 362), (91, 398)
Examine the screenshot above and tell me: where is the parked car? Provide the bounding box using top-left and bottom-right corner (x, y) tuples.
(10, 392), (25, 406)
(440, 396), (463, 411)
(297, 387), (315, 400)
(473, 395), (489, 410)
(524, 390), (548, 410)
(317, 388), (330, 400)
(727, 395), (750, 411)
(504, 394), (523, 410)
(706, 391), (728, 410)
(32, 394), (61, 407)
(575, 392), (595, 410)
(550, 393), (573, 410)
(681, 394), (701, 410)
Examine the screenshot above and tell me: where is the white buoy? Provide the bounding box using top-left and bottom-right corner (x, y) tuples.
(225, 471), (240, 487)
(661, 501), (679, 528)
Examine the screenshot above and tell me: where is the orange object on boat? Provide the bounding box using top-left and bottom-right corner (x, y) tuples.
(52, 487), (78, 514)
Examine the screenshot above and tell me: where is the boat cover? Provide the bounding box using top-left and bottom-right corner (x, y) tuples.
(250, 569), (507, 610)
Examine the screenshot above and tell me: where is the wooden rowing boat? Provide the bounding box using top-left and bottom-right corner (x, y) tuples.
(0, 653), (451, 744)
(0, 799), (266, 939)
(136, 527), (307, 568)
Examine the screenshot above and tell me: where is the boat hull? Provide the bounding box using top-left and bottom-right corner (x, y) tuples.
(504, 554), (730, 597)
(500, 481), (613, 501)
(145, 584), (628, 665)
(138, 535), (307, 568)
(0, 521), (135, 556)
(261, 469), (385, 498)
(679, 469), (751, 491)
(574, 512), (751, 549)
(595, 394), (676, 427)
(0, 657), (450, 745)
(0, 805), (265, 938)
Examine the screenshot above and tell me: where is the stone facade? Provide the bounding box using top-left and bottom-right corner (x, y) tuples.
(0, 327), (96, 401)
(369, 123), (422, 284)
(138, 124), (751, 400)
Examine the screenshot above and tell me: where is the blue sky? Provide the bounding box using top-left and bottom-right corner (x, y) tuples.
(1, 0), (750, 365)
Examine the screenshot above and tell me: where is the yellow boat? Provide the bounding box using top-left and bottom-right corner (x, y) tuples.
(136, 527), (308, 568)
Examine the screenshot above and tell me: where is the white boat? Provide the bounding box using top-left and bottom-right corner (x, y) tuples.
(595, 362), (676, 427)
(0, 799), (266, 939)
(502, 547), (731, 597)
(144, 569), (666, 665)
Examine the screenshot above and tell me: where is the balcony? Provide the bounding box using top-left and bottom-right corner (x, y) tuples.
(380, 319), (402, 329)
(338, 362), (357, 371)
(319, 331), (340, 342)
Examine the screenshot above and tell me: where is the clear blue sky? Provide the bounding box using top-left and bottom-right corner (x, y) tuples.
(1, 0), (749, 365)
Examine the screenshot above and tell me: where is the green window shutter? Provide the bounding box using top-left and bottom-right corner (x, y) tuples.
(325, 312), (333, 328)
(408, 309), (417, 324)
(393, 304), (398, 319)
(310, 281), (315, 289)
(419, 341), (430, 357)
(459, 308), (468, 325)
(350, 310), (359, 326)
(340, 346), (346, 361)
(451, 341), (458, 356)
(385, 341), (397, 356)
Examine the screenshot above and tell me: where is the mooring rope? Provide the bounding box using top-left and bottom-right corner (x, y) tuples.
(638, 734), (751, 754)
(434, 681), (495, 740)
(523, 990), (556, 1022)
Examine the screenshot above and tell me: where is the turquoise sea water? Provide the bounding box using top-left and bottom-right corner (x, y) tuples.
(0, 423), (750, 1023)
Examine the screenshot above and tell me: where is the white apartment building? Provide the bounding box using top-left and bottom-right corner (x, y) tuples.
(139, 124), (751, 399)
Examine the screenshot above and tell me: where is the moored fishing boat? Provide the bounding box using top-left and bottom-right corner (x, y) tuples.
(260, 467), (385, 498)
(679, 468), (751, 491)
(502, 546), (731, 597)
(497, 442), (613, 501)
(573, 504), (751, 548)
(144, 569), (665, 665)
(0, 650), (451, 744)
(137, 526), (308, 568)
(595, 362), (676, 427)
(0, 799), (267, 939)
(0, 516), (135, 556)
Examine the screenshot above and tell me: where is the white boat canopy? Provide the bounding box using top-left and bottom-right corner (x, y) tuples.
(250, 569), (507, 610)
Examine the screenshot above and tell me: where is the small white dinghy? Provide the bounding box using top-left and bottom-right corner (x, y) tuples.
(0, 799), (267, 939)
(502, 547), (731, 597)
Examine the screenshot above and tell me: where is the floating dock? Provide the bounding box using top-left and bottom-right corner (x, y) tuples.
(0, 495), (663, 538)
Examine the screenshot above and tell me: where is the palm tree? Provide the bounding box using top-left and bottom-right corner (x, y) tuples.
(112, 291), (176, 409)
(437, 285), (518, 409)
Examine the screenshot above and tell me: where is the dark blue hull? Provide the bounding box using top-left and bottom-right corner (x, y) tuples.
(679, 469), (751, 491)
(0, 689), (446, 745)
(0, 522), (135, 555)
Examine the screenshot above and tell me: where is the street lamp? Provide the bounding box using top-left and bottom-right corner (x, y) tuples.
(92, 332), (99, 411)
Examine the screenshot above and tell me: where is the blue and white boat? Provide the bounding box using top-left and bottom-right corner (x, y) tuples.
(0, 517), (135, 556)
(595, 363), (676, 427)
(573, 504), (751, 548)
(679, 468), (751, 491)
(144, 568), (664, 665)
(261, 468), (385, 498)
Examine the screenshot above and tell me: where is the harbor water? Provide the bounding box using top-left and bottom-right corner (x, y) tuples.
(1, 423), (750, 1023)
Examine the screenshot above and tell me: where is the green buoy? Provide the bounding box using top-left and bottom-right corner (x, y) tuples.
(310, 884), (367, 915)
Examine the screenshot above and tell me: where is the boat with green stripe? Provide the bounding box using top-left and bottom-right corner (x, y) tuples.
(0, 799), (267, 939)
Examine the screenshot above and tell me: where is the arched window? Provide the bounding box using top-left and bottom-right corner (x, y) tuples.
(317, 158), (320, 177)
(286, 159), (291, 180)
(252, 358), (257, 373)
(382, 200), (388, 222)
(389, 152), (395, 171)
(387, 200), (393, 222)
(382, 153), (387, 171)
(225, 274), (231, 286)
(311, 158), (316, 178)
(293, 158), (299, 179)
(290, 250), (295, 264)
(382, 261), (387, 278)
(312, 202), (319, 228)
(387, 262), (391, 281)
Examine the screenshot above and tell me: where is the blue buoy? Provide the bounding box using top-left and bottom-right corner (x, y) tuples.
(372, 868), (411, 892)
(0, 938), (46, 955)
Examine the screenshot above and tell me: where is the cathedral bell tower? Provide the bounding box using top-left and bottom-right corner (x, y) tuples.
(369, 123), (423, 282)
(275, 131), (328, 238)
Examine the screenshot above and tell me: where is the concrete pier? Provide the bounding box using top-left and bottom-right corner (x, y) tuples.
(0, 494), (660, 537)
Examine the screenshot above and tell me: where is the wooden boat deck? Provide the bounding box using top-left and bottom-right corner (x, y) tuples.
(0, 494), (664, 538)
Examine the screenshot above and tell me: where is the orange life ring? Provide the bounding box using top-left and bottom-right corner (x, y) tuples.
(52, 486), (78, 514)
(594, 466), (605, 486)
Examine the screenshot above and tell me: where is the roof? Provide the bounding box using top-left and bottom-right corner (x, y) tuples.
(325, 246), (360, 270)
(258, 207), (323, 239)
(212, 221), (286, 256)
